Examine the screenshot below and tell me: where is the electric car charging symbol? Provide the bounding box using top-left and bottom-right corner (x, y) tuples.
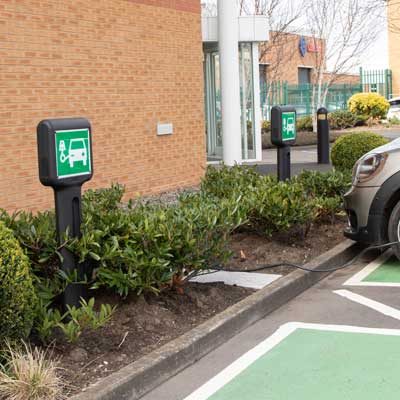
(59, 139), (88, 168)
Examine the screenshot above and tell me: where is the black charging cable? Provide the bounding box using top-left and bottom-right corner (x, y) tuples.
(194, 241), (400, 277)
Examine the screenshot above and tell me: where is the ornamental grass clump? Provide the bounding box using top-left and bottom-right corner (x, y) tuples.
(0, 342), (65, 400)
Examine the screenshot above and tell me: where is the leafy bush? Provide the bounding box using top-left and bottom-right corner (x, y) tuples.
(0, 222), (37, 341)
(201, 165), (266, 199)
(328, 110), (367, 130)
(296, 115), (313, 132)
(348, 93), (390, 120)
(296, 170), (352, 220)
(35, 297), (115, 344)
(248, 179), (313, 235)
(201, 166), (352, 232)
(72, 186), (247, 296)
(296, 170), (351, 198)
(331, 132), (389, 171)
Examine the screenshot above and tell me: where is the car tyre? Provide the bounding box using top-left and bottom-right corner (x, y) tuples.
(388, 201), (400, 259)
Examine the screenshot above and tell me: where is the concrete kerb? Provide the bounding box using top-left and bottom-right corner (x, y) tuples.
(70, 239), (360, 400)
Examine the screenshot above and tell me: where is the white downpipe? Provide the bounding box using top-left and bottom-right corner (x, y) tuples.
(218, 0), (242, 166)
(252, 42), (262, 162)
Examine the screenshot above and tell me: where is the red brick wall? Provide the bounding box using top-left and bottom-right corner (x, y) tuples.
(0, 0), (205, 212)
(260, 32), (358, 86)
(260, 32), (326, 85)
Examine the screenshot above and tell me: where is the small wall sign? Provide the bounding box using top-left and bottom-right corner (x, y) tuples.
(299, 36), (307, 58)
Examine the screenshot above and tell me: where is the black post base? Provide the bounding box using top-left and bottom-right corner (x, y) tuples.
(54, 185), (87, 309)
(277, 146), (291, 181)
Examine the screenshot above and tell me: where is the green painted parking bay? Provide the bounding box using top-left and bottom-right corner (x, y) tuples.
(344, 251), (400, 286)
(184, 323), (400, 400)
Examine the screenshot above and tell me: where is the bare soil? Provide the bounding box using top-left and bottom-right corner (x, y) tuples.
(227, 217), (347, 275)
(57, 217), (347, 395)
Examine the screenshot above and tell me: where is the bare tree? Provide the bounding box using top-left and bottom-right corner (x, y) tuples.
(306, 0), (385, 131)
(239, 0), (309, 114)
(201, 0), (217, 17)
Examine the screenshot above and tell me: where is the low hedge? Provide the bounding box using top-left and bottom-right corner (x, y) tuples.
(0, 167), (351, 307)
(0, 222), (37, 341)
(328, 110), (367, 130)
(331, 132), (389, 172)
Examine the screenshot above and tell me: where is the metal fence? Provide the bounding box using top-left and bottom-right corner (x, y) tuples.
(261, 81), (361, 120)
(360, 68), (393, 99)
(260, 69), (393, 120)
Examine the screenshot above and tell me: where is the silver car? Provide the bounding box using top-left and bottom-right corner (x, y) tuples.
(344, 138), (400, 257)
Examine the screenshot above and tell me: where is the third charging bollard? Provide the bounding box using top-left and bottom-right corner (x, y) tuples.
(37, 118), (93, 309)
(271, 106), (297, 181)
(317, 107), (330, 164)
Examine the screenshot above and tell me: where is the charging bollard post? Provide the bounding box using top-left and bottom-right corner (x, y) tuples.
(317, 107), (330, 164)
(37, 118), (93, 309)
(271, 106), (297, 181)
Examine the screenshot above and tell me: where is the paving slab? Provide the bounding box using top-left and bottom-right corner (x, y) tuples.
(189, 271), (281, 290)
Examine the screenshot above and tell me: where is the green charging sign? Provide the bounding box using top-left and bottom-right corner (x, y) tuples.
(55, 129), (91, 179)
(282, 112), (296, 141)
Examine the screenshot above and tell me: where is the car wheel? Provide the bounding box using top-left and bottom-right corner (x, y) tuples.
(388, 201), (400, 259)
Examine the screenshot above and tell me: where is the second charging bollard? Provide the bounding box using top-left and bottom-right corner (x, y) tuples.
(317, 107), (330, 164)
(271, 106), (297, 181)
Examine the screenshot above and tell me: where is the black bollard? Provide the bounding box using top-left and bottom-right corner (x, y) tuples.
(317, 107), (330, 164)
(37, 118), (93, 309)
(271, 106), (297, 181)
(277, 145), (291, 181)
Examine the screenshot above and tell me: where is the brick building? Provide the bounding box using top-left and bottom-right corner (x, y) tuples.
(259, 32), (359, 87)
(0, 0), (206, 211)
(1, 1), (269, 211)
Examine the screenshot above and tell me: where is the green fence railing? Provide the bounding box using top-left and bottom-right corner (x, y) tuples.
(360, 68), (393, 99)
(261, 82), (361, 120)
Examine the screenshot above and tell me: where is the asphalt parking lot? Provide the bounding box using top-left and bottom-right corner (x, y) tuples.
(142, 248), (400, 400)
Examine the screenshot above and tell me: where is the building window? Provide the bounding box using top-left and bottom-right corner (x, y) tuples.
(298, 67), (311, 85)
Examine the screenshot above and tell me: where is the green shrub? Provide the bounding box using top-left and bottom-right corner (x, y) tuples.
(71, 187), (247, 296)
(328, 110), (366, 130)
(296, 115), (313, 132)
(201, 165), (266, 200)
(331, 132), (389, 171)
(249, 179), (313, 235)
(0, 222), (37, 341)
(296, 170), (352, 198)
(348, 93), (390, 120)
(296, 170), (352, 220)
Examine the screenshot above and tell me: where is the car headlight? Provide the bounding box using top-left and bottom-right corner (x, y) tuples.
(352, 153), (387, 185)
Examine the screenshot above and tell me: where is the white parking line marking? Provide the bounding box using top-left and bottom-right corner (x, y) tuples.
(183, 322), (400, 400)
(334, 289), (400, 320)
(343, 250), (400, 287)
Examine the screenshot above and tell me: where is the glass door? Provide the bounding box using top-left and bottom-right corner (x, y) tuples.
(204, 42), (256, 161)
(204, 51), (223, 160)
(239, 43), (256, 160)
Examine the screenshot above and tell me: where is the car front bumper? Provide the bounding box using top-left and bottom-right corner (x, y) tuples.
(343, 185), (386, 244)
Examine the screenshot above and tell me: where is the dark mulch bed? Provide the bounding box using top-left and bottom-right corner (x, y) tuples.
(227, 217), (347, 275)
(58, 283), (253, 395)
(56, 217), (347, 395)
